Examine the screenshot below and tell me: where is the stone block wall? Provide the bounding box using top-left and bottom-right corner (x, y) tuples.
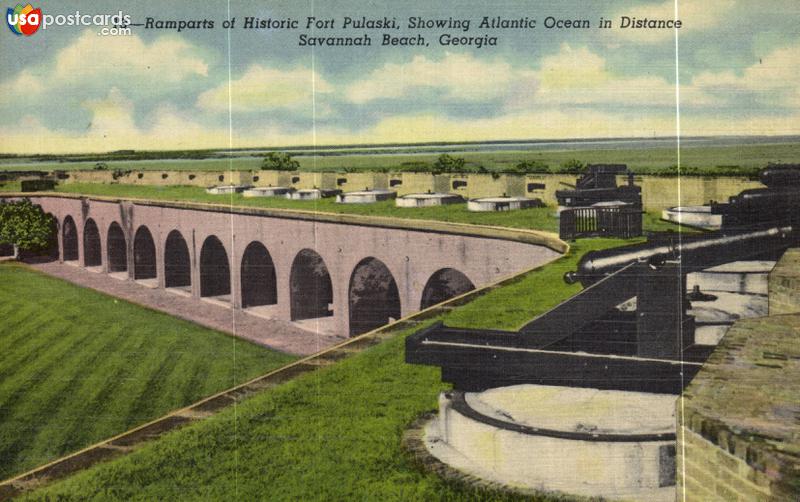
(57, 169), (764, 211)
(676, 313), (800, 501)
(769, 248), (800, 315)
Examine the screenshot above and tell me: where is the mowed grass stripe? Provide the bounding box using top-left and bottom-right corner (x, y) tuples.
(1, 319), (160, 471)
(38, 324), (162, 453)
(0, 329), (125, 473)
(0, 263), (295, 479)
(0, 319), (101, 412)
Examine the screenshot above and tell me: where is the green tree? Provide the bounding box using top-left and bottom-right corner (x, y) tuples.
(0, 199), (56, 259)
(261, 152), (300, 171)
(559, 159), (586, 174)
(432, 154), (466, 174)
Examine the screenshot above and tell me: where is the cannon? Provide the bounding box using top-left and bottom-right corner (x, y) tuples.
(406, 223), (799, 394)
(711, 164), (800, 229)
(555, 164), (641, 208)
(408, 165), (800, 393)
(565, 225), (796, 287)
(556, 164), (643, 240)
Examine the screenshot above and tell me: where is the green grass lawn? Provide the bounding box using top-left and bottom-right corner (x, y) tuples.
(0, 263), (295, 480)
(22, 238), (626, 501)
(2, 141), (799, 174)
(21, 182), (687, 235)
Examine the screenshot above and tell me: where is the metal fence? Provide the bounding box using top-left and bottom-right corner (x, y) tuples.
(559, 205), (643, 240)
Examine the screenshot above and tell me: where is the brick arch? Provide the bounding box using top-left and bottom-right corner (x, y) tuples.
(241, 241), (277, 308)
(164, 230), (191, 289)
(348, 257), (401, 337)
(133, 225), (157, 280)
(107, 222), (127, 273)
(290, 248), (333, 321)
(200, 235), (230, 299)
(82, 218), (101, 267)
(420, 268), (475, 309)
(62, 215), (78, 261)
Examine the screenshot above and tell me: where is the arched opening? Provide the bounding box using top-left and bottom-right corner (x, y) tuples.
(290, 249), (333, 321)
(82, 219), (101, 267)
(348, 257), (401, 337)
(240, 241), (277, 308)
(107, 222), (127, 273)
(420, 268), (475, 310)
(164, 230), (191, 289)
(62, 216), (78, 261)
(133, 226), (157, 280)
(200, 235), (230, 299)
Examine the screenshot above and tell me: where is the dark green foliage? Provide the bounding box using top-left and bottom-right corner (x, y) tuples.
(0, 263), (295, 479)
(432, 154), (466, 174)
(19, 179), (56, 192)
(111, 168), (131, 180)
(559, 159), (585, 174)
(0, 198), (56, 253)
(261, 152), (300, 171)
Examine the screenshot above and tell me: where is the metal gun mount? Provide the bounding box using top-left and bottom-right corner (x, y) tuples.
(712, 164), (800, 229)
(555, 164), (641, 208)
(406, 224), (798, 395)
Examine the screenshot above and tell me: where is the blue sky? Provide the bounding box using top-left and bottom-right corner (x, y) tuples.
(1, 0), (799, 153)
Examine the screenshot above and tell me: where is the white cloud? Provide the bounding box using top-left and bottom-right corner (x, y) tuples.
(612, 0), (735, 43)
(54, 30), (208, 84)
(690, 43), (800, 107)
(532, 44), (713, 107)
(197, 64), (332, 113)
(0, 70), (45, 97)
(0, 30), (209, 101)
(344, 53), (534, 103)
(341, 45), (714, 111)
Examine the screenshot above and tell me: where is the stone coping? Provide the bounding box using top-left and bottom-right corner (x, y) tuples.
(680, 313), (800, 497)
(2, 192), (568, 254)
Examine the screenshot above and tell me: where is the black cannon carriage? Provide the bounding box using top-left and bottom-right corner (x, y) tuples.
(555, 164), (642, 208)
(712, 164), (800, 229)
(556, 164), (643, 240)
(407, 166), (800, 395)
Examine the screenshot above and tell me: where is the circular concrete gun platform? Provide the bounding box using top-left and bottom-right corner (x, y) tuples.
(336, 189), (397, 204)
(396, 193), (464, 208)
(661, 205), (722, 230)
(467, 197), (542, 212)
(420, 384), (677, 501)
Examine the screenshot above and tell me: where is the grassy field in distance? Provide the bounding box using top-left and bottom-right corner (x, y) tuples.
(2, 141), (798, 174)
(21, 238), (621, 501)
(0, 263), (295, 480)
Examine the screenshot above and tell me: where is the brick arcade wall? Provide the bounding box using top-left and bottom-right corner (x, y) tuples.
(676, 252), (800, 501)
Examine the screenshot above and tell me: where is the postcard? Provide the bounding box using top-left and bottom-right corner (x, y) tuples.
(0, 1), (798, 501)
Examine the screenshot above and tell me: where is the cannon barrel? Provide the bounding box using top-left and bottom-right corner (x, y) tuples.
(564, 225), (797, 287)
(760, 165), (800, 187)
(724, 186), (800, 212)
